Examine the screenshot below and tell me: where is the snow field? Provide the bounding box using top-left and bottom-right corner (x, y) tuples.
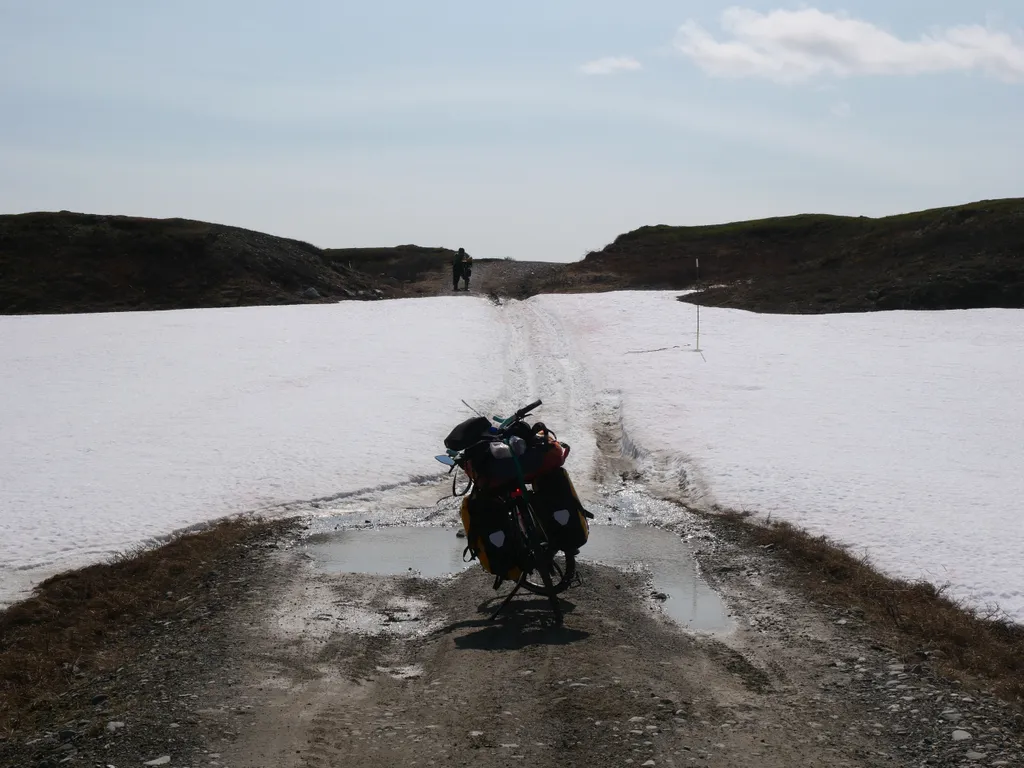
(0, 298), (505, 601)
(539, 291), (1024, 621)
(4, 290), (1022, 622)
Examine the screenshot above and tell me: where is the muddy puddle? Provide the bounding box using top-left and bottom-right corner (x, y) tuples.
(580, 526), (733, 633)
(304, 526), (471, 578)
(303, 523), (732, 633)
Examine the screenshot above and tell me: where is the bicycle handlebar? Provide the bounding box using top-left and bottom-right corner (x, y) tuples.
(515, 399), (543, 420)
(494, 399), (543, 430)
(446, 399), (545, 460)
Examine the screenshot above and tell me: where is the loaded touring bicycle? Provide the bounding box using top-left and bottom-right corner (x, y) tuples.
(437, 400), (593, 625)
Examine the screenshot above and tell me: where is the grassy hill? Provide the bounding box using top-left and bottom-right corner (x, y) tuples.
(0, 212), (400, 314)
(571, 198), (1024, 313)
(4, 199), (1022, 315)
(324, 245), (461, 293)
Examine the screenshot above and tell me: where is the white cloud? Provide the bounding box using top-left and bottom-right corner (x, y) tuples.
(676, 7), (1024, 83)
(579, 56), (643, 75)
(831, 101), (852, 119)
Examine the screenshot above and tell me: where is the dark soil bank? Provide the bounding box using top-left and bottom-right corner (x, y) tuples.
(3, 198), (1023, 315)
(0, 212), (400, 314)
(572, 198), (1024, 313)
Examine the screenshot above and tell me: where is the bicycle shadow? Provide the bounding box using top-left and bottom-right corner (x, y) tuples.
(435, 596), (590, 650)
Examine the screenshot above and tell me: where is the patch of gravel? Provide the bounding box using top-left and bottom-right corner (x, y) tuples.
(836, 659), (1024, 767)
(687, 509), (1024, 768)
(471, 259), (566, 299)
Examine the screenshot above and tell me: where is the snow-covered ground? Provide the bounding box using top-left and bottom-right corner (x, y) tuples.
(0, 298), (505, 602)
(3, 291), (1022, 622)
(540, 291), (1024, 621)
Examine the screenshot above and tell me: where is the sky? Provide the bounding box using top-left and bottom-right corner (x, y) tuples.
(1, 1), (1023, 261)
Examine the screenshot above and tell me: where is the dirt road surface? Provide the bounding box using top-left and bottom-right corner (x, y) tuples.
(92, 495), (1017, 768)
(410, 258), (567, 298)
(231, 551), (868, 768)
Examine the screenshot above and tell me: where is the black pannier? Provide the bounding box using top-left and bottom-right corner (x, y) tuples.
(444, 416), (492, 451)
(460, 490), (523, 580)
(530, 468), (593, 554)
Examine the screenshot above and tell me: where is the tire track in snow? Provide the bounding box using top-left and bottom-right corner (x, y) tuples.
(489, 297), (684, 521)
(503, 297), (715, 521)
(290, 296), (704, 529)
(491, 298), (605, 500)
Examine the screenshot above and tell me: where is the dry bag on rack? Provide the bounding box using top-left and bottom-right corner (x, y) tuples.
(464, 433), (569, 491)
(444, 416), (492, 452)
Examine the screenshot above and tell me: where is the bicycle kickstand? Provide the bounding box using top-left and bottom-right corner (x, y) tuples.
(490, 574), (527, 621)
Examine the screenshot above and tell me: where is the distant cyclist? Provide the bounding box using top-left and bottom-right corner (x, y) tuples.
(452, 247), (473, 291)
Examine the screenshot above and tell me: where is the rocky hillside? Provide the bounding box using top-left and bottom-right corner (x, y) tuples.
(325, 245), (458, 284)
(0, 212), (399, 314)
(6, 199), (1022, 315)
(571, 198), (1024, 313)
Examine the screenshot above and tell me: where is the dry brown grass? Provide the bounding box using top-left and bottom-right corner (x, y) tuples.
(715, 510), (1024, 708)
(0, 517), (282, 735)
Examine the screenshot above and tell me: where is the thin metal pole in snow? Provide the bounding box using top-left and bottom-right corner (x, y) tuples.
(694, 257), (705, 361)
(695, 258), (700, 352)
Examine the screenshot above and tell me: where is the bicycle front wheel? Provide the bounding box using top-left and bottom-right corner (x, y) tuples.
(512, 499), (575, 597)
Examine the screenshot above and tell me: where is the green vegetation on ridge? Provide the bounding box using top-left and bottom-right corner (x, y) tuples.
(577, 198), (1024, 312)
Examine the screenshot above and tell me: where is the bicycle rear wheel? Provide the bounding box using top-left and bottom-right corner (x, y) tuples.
(521, 550), (576, 596)
(515, 501), (576, 597)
